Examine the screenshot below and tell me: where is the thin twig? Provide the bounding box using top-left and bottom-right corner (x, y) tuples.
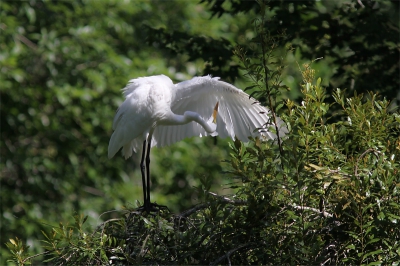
(256, 5), (286, 188)
(99, 218), (123, 237)
(16, 34), (38, 50)
(22, 251), (51, 263)
(210, 243), (251, 265)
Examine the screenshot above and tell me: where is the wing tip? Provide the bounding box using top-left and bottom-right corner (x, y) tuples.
(108, 146), (118, 159)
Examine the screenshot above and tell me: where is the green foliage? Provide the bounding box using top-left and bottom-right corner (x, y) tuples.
(1, 1), (233, 262)
(144, 25), (240, 80)
(3, 0), (400, 265)
(6, 237), (32, 265)
(201, 0), (400, 100)
(11, 80), (399, 263)
(150, 137), (231, 211)
(7, 213), (128, 266)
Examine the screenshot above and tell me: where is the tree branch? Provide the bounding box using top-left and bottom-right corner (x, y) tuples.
(290, 204), (333, 218)
(207, 191), (246, 205)
(357, 0), (365, 8)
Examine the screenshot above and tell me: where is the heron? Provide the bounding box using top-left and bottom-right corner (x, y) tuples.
(108, 74), (285, 211)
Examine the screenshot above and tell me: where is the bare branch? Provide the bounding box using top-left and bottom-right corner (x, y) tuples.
(96, 218), (123, 235)
(16, 34), (38, 50)
(22, 251), (50, 264)
(207, 191), (246, 205)
(290, 204), (333, 218)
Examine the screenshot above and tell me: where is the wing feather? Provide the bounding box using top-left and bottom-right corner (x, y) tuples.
(229, 99), (251, 140)
(152, 76), (283, 147)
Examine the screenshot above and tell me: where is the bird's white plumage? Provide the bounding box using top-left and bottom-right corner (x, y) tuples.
(108, 75), (286, 159)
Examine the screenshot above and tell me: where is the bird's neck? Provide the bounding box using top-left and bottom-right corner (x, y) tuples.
(162, 112), (192, 126)
(161, 111), (215, 134)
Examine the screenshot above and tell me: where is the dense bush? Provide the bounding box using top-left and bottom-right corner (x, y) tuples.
(6, 3), (399, 264)
(8, 65), (399, 265)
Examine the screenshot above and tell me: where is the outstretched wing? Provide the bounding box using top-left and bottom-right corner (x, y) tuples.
(152, 76), (286, 147)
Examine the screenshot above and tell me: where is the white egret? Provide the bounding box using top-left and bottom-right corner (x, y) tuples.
(108, 75), (285, 211)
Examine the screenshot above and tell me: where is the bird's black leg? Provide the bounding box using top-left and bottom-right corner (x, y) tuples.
(136, 138), (169, 213)
(145, 139), (151, 206)
(140, 140), (147, 208)
(146, 139), (169, 212)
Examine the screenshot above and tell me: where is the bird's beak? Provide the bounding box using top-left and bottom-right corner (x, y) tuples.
(212, 101), (219, 124)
